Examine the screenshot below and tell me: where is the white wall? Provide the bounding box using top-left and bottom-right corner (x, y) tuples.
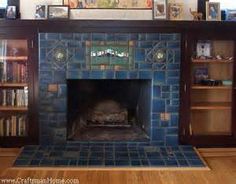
(20, 0), (198, 20)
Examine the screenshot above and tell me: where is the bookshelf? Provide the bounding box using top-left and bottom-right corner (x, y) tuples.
(0, 40), (29, 140)
(180, 35), (236, 146)
(190, 41), (234, 137)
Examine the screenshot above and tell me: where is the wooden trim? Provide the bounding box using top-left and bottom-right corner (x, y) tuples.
(192, 86), (232, 90)
(191, 102), (231, 110)
(192, 59), (233, 63)
(0, 148), (20, 157)
(198, 148), (236, 157)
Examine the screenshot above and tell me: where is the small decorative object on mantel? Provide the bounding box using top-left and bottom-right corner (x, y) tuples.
(153, 0), (167, 20)
(35, 5), (46, 19)
(5, 5), (16, 19)
(189, 8), (203, 21)
(168, 3), (183, 20)
(226, 9), (236, 21)
(206, 2), (221, 21)
(48, 5), (69, 19)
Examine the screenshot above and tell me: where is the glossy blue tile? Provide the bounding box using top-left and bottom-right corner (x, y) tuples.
(92, 33), (105, 41)
(139, 71), (152, 79)
(135, 49), (145, 62)
(105, 160), (114, 166)
(131, 160), (142, 166)
(149, 159), (165, 166)
(88, 160), (103, 166)
(116, 71), (128, 79)
(166, 136), (178, 146)
(40, 159), (55, 166)
(146, 34), (160, 40)
(165, 159), (178, 166)
(152, 99), (165, 112)
(154, 71), (166, 84)
(90, 71), (104, 79)
(188, 159), (205, 167)
(115, 160), (130, 166)
(55, 159), (69, 166)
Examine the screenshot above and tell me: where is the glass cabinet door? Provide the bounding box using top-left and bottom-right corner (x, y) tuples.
(190, 40), (234, 136)
(0, 39), (28, 137)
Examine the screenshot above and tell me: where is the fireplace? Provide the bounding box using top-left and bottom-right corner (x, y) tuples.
(39, 32), (180, 146)
(67, 79), (151, 141)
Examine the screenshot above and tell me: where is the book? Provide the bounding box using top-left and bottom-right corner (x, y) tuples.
(0, 115), (27, 136)
(193, 67), (209, 84)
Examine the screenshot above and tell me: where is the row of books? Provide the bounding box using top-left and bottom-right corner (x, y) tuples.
(0, 88), (28, 106)
(0, 61), (27, 83)
(0, 115), (27, 137)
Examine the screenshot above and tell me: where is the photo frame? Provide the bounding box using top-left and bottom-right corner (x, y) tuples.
(153, 0), (167, 19)
(196, 41), (212, 58)
(5, 5), (16, 19)
(48, 5), (69, 19)
(35, 5), (46, 19)
(168, 3), (183, 20)
(63, 0), (152, 9)
(206, 2), (221, 21)
(226, 9), (236, 21)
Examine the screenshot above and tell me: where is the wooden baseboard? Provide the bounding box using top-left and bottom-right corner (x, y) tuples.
(198, 148), (236, 157)
(0, 148), (21, 157)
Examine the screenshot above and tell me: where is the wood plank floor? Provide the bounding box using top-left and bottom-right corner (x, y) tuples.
(0, 149), (236, 184)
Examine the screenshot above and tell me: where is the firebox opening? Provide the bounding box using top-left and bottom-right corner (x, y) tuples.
(67, 79), (151, 141)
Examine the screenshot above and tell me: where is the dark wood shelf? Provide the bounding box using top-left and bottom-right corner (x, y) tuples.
(0, 83), (28, 88)
(0, 106), (28, 112)
(191, 102), (232, 110)
(192, 85), (232, 90)
(192, 59), (233, 63)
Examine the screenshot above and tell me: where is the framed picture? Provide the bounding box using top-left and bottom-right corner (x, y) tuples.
(5, 5), (16, 19)
(48, 5), (69, 19)
(153, 0), (167, 19)
(226, 9), (236, 21)
(63, 0), (152, 9)
(206, 2), (221, 21)
(168, 3), (183, 20)
(196, 41), (212, 58)
(35, 5), (46, 19)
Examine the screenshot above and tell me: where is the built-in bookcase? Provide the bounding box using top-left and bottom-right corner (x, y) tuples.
(0, 40), (28, 138)
(180, 33), (236, 146)
(0, 33), (38, 147)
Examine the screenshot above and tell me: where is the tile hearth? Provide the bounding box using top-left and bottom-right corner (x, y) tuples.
(14, 144), (206, 168)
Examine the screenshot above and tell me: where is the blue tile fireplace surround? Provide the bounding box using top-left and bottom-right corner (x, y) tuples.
(14, 32), (206, 168)
(39, 33), (180, 146)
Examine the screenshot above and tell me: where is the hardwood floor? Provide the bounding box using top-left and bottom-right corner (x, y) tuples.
(0, 149), (236, 184)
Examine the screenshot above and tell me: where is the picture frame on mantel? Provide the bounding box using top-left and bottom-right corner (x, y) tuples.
(206, 2), (221, 21)
(63, 0), (152, 9)
(48, 5), (70, 19)
(168, 3), (183, 20)
(153, 0), (167, 20)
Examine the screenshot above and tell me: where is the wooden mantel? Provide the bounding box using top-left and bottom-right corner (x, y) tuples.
(0, 20), (235, 34)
